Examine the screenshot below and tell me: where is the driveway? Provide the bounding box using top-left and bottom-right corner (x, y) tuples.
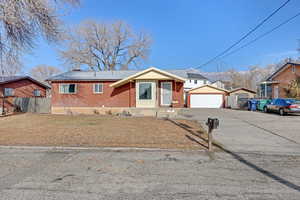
(178, 109), (300, 154)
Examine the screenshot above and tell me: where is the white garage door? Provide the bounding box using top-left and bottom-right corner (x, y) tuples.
(190, 94), (223, 108)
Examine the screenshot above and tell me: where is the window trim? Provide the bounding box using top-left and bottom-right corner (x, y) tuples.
(33, 89), (41, 97)
(138, 82), (152, 100)
(4, 88), (14, 97)
(93, 83), (103, 94)
(59, 83), (77, 94)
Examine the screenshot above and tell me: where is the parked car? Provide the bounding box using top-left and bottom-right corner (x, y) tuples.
(257, 99), (272, 111)
(264, 98), (300, 116)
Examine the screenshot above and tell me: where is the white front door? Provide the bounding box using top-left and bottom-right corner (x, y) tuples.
(161, 82), (172, 106)
(136, 80), (157, 108)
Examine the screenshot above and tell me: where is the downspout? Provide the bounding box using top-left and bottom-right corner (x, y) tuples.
(1, 87), (4, 115)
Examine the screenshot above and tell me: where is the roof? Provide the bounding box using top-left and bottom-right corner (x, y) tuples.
(0, 76), (51, 89)
(186, 73), (208, 80)
(110, 67), (186, 88)
(265, 62), (300, 81)
(211, 80), (226, 84)
(47, 68), (206, 81)
(229, 87), (256, 94)
(188, 84), (229, 93)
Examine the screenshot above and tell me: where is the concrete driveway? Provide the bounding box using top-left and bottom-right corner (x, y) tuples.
(178, 108), (300, 154)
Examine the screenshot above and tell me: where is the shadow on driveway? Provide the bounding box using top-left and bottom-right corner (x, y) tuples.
(168, 118), (300, 193)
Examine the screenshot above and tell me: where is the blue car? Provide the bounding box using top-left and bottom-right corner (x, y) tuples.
(264, 98), (300, 116)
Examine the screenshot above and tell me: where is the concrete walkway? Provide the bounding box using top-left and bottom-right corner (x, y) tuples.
(178, 108), (300, 154)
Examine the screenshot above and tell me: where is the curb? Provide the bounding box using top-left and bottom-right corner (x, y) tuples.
(0, 145), (206, 153)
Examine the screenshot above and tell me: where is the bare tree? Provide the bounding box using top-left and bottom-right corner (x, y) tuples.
(30, 65), (61, 81)
(0, 0), (79, 50)
(59, 20), (152, 71)
(0, 0), (79, 75)
(226, 66), (273, 90)
(0, 48), (22, 75)
(284, 76), (300, 99)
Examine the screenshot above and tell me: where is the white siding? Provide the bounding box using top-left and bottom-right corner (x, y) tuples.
(184, 79), (210, 90)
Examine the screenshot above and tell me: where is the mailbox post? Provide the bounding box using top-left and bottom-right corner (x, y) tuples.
(206, 118), (219, 151)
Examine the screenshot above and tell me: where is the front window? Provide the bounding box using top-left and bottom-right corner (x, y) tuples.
(33, 89), (41, 97)
(93, 83), (103, 93)
(4, 88), (14, 96)
(59, 84), (76, 94)
(139, 83), (152, 100)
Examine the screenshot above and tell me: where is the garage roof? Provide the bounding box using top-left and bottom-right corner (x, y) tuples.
(188, 84), (229, 93)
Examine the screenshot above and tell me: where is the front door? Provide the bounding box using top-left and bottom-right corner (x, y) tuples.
(161, 82), (172, 106)
(136, 80), (157, 108)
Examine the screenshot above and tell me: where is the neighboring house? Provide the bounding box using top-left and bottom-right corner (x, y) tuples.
(183, 73), (210, 91)
(229, 88), (256, 98)
(187, 85), (229, 108)
(0, 76), (50, 113)
(260, 62), (300, 98)
(47, 67), (193, 114)
(211, 80), (225, 89)
(227, 88), (256, 109)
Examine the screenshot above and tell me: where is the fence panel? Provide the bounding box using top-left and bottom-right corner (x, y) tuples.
(14, 97), (51, 113)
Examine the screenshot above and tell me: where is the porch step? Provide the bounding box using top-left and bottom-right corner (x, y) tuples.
(126, 108), (178, 118)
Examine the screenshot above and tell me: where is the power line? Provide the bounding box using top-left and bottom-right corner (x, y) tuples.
(196, 0), (291, 69)
(220, 11), (300, 59)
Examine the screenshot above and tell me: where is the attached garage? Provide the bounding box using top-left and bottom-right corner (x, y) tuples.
(188, 85), (228, 108)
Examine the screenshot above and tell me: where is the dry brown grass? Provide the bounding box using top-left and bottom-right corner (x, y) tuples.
(0, 114), (209, 150)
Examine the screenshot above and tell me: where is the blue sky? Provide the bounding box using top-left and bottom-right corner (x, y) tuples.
(24, 0), (300, 73)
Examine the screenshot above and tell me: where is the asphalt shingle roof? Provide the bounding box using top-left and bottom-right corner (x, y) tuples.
(47, 69), (209, 81)
(0, 76), (27, 83)
(0, 75), (51, 88)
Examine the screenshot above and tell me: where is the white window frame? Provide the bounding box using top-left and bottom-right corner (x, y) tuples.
(33, 89), (41, 97)
(160, 82), (172, 106)
(93, 83), (103, 94)
(59, 84), (77, 94)
(4, 88), (14, 96)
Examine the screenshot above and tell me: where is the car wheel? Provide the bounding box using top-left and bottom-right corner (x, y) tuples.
(279, 109), (285, 116)
(263, 107), (268, 113)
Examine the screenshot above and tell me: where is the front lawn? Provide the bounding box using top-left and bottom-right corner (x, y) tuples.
(0, 114), (209, 150)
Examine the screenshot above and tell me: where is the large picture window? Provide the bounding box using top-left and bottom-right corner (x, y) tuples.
(59, 84), (76, 94)
(139, 83), (152, 100)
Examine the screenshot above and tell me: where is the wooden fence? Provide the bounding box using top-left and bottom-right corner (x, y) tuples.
(13, 97), (51, 113)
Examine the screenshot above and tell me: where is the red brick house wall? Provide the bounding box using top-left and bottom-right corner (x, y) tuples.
(51, 81), (135, 107)
(51, 80), (184, 108)
(271, 64), (300, 98)
(0, 79), (47, 112)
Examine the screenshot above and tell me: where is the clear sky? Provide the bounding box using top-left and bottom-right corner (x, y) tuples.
(24, 0), (300, 73)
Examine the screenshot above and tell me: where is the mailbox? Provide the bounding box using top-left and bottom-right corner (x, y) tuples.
(206, 118), (219, 130)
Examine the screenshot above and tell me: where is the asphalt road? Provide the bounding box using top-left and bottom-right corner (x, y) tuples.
(0, 109), (300, 199)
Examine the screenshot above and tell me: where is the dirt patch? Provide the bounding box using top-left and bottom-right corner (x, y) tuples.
(0, 113), (209, 150)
